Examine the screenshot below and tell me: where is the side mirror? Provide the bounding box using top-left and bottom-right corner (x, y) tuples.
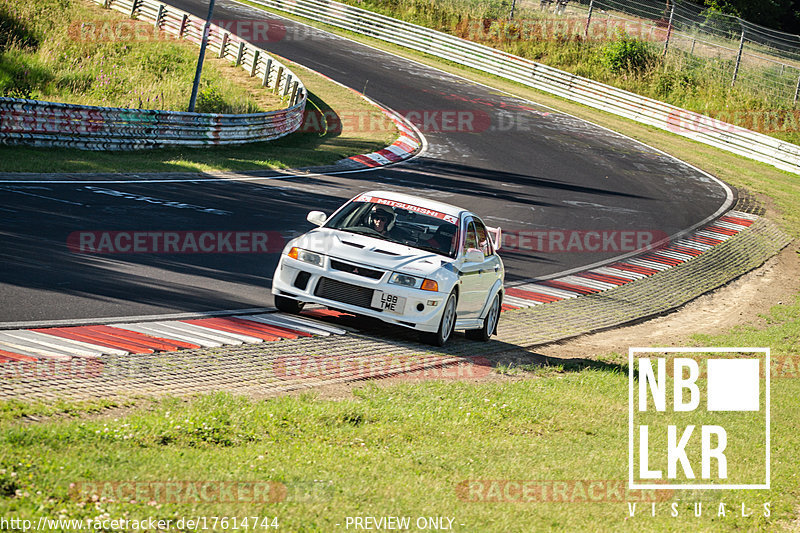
(307, 211), (327, 226)
(465, 249), (484, 263)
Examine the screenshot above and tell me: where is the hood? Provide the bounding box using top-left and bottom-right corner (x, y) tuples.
(292, 228), (451, 277)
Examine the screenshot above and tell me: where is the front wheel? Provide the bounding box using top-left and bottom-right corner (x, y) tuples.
(420, 292), (457, 347)
(274, 294), (304, 314)
(465, 293), (500, 342)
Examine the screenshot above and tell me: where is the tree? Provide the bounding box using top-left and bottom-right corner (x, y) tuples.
(701, 0), (800, 34)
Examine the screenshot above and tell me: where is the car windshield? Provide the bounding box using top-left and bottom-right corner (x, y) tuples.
(325, 199), (460, 258)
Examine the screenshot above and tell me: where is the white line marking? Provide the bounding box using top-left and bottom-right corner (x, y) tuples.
(4, 331), (106, 358)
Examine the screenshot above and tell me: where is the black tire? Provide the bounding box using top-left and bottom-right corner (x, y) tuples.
(465, 293), (500, 342)
(420, 291), (457, 347)
(274, 294), (304, 314)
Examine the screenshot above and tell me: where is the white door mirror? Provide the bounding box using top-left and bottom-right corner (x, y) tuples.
(307, 211), (327, 226)
(464, 249), (484, 263)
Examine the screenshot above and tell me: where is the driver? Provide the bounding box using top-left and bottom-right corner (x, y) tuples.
(426, 223), (457, 256)
(368, 204), (396, 236)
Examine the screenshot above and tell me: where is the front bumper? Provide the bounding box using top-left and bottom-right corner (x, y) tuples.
(271, 255), (449, 333)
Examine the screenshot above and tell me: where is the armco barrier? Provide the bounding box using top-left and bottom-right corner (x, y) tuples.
(0, 0), (306, 150)
(247, 0), (800, 175)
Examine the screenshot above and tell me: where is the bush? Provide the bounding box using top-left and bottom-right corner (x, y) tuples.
(602, 30), (659, 73)
(195, 84), (228, 114)
(654, 69), (697, 97)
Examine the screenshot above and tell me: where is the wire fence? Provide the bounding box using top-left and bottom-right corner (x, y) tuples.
(528, 0), (800, 104)
(0, 0), (307, 150)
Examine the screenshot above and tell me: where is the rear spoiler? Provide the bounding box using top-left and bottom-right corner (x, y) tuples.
(487, 226), (502, 251)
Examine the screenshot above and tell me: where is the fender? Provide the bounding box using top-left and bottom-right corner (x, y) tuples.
(477, 279), (504, 320)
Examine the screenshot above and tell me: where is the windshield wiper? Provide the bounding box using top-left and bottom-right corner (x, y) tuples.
(413, 244), (446, 256)
(343, 228), (390, 241)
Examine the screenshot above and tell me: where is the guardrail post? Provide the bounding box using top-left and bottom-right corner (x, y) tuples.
(690, 37), (695, 55)
(179, 14), (188, 37)
(154, 4), (164, 28)
(250, 50), (259, 77)
(235, 42), (245, 66)
(289, 81), (299, 106)
(793, 73), (800, 104)
(263, 58), (272, 87)
(219, 32), (228, 58)
(129, 0), (139, 18)
(103, 0), (110, 8)
(273, 66), (284, 94)
(584, 0), (593, 40)
(663, 1), (675, 56)
(283, 74), (293, 98)
(732, 30), (745, 87)
(509, 0), (516, 20)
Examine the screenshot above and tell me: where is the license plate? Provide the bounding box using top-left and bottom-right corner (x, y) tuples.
(371, 291), (406, 314)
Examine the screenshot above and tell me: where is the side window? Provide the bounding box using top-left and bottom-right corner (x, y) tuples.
(463, 221), (478, 254)
(474, 219), (493, 256)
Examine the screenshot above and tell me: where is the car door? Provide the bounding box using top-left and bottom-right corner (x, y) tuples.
(456, 218), (484, 319)
(473, 217), (502, 311)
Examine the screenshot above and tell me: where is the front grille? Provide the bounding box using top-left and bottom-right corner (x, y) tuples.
(314, 277), (375, 309)
(330, 259), (384, 280)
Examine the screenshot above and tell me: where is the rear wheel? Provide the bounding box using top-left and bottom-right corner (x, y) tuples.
(466, 293), (500, 342)
(420, 292), (457, 347)
(274, 294), (304, 314)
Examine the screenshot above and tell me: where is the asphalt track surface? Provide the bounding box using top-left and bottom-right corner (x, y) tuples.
(0, 0), (730, 323)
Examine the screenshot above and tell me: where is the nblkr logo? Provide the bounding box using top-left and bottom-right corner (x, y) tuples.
(629, 348), (770, 490)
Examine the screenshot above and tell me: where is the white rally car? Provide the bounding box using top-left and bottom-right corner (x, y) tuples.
(271, 191), (504, 345)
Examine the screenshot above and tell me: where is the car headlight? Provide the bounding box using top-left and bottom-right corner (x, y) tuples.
(389, 273), (439, 292)
(287, 247), (324, 266)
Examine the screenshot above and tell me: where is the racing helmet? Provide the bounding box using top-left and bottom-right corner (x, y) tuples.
(369, 204), (396, 231)
(432, 223), (457, 254)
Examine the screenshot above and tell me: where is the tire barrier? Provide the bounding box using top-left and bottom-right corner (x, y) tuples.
(0, 0), (306, 150)
(247, 0), (800, 175)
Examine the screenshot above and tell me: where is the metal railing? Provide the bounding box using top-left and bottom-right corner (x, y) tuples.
(246, 0), (800, 175)
(0, 0), (306, 150)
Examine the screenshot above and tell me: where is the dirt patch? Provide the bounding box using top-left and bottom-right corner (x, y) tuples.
(11, 398), (150, 426)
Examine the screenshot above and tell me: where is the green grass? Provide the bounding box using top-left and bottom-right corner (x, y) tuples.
(0, 398), (130, 424)
(0, 0), (275, 113)
(692, 294), (800, 358)
(0, 366), (797, 531)
(0, 61), (396, 172)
